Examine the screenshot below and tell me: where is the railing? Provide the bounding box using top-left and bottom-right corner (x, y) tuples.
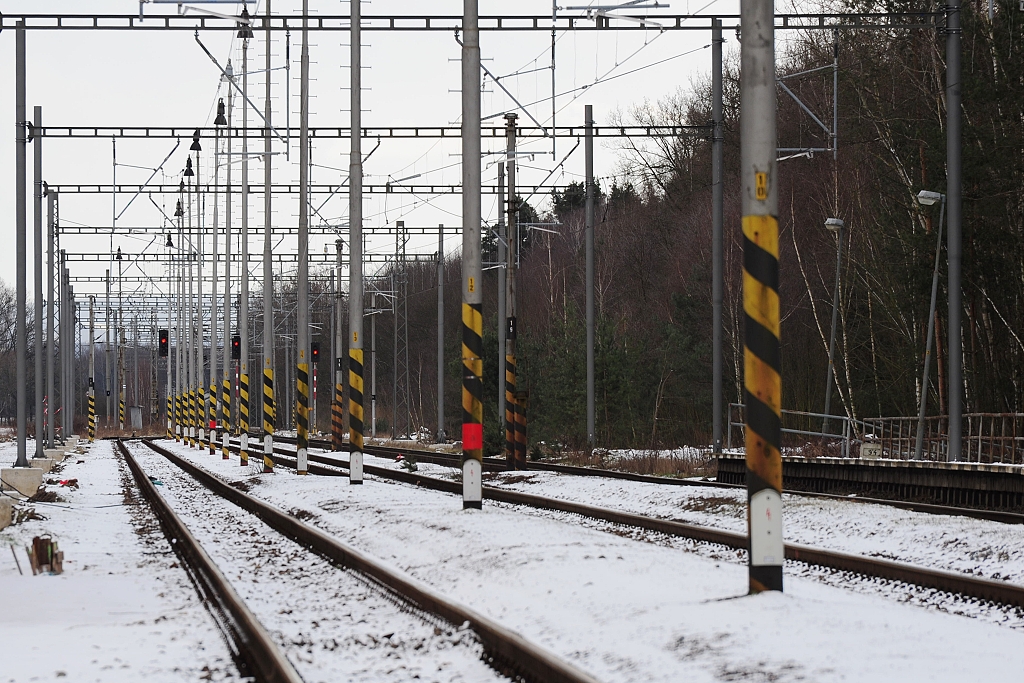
(727, 405), (1024, 465)
(727, 403), (866, 458)
(862, 413), (1024, 465)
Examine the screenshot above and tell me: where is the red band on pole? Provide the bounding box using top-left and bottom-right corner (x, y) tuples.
(462, 423), (483, 450)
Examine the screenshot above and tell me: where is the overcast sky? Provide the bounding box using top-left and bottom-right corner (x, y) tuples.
(0, 0), (741, 317)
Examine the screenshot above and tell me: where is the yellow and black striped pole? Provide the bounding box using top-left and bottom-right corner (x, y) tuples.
(238, 373), (249, 465)
(209, 382), (217, 456)
(222, 376), (233, 460)
(197, 385), (206, 450)
(166, 395), (173, 440)
(262, 367), (275, 473)
(118, 396), (125, 431)
(459, 4), (483, 509)
(87, 392), (96, 442)
(740, 0), (783, 594)
(332, 366), (345, 451)
(504, 354), (516, 468)
(514, 393), (527, 469)
(296, 359), (310, 475)
(174, 392), (180, 442)
(348, 347), (364, 482)
(188, 388), (197, 447)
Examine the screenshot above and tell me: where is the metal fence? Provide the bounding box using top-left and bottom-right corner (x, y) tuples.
(728, 404), (1024, 465)
(862, 413), (1024, 465)
(727, 403), (864, 458)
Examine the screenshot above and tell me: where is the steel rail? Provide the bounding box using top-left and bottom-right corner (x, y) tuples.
(138, 438), (603, 683)
(219, 437), (1024, 609)
(115, 439), (303, 683)
(275, 436), (1024, 525)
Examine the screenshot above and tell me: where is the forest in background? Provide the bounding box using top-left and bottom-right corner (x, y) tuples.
(1, 0), (1021, 456)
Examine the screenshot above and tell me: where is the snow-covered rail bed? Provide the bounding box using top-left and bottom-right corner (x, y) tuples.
(164, 439), (1024, 682)
(126, 441), (509, 683)
(362, 451), (1024, 585)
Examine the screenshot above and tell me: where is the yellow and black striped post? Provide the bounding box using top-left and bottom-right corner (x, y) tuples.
(238, 373), (249, 465)
(348, 347), (364, 483)
(514, 393), (527, 469)
(740, 0), (783, 594)
(262, 368), (275, 473)
(210, 382), (218, 456)
(332, 367), (344, 451)
(296, 361), (310, 474)
(118, 397), (125, 431)
(461, 301), (484, 507)
(87, 393), (96, 442)
(188, 388), (197, 447)
(504, 354), (516, 469)
(197, 385), (206, 450)
(222, 377), (232, 460)
(174, 392), (181, 442)
(166, 395), (173, 440)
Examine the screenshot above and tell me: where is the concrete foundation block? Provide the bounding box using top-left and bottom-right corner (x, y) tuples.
(1, 468), (44, 497)
(43, 449), (66, 461)
(0, 498), (11, 529)
(29, 458), (54, 474)
(66, 436), (80, 447)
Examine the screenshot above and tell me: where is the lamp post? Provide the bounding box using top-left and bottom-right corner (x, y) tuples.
(821, 217), (845, 435)
(914, 190), (946, 460)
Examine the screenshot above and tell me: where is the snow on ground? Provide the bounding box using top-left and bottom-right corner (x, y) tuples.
(163, 439), (1024, 683)
(127, 442), (508, 683)
(385, 453), (1024, 585)
(0, 440), (238, 682)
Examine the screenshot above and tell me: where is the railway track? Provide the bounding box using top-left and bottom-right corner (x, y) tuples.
(121, 438), (602, 683)
(201, 436), (1024, 611)
(271, 434), (1024, 525)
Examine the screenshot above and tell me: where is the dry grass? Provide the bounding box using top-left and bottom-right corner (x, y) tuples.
(560, 448), (717, 479)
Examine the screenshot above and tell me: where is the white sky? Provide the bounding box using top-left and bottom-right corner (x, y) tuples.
(0, 0), (740, 315)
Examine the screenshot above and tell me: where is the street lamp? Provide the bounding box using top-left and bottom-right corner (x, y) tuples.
(822, 217), (845, 436)
(914, 190), (946, 460)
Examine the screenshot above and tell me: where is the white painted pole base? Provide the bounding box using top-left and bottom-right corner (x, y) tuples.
(223, 432), (231, 454)
(297, 447), (308, 474)
(350, 450), (363, 484)
(463, 459), (482, 509)
(749, 488), (784, 566)
(239, 433), (248, 464)
(264, 435), (273, 456)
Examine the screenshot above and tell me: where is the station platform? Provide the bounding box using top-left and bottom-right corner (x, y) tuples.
(716, 453), (1024, 511)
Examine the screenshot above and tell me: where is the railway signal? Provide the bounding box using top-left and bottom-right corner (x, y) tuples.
(159, 329), (169, 357)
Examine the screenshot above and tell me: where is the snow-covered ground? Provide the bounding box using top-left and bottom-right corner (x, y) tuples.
(159, 439), (1024, 682)
(127, 442), (508, 683)
(0, 440), (238, 682)
(396, 458), (1024, 585)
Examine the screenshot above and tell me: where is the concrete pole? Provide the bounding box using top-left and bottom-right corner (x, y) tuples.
(370, 311), (376, 439)
(33, 106), (44, 457)
(946, 0), (963, 462)
(437, 224), (445, 442)
(504, 113), (521, 470)
(211, 116), (221, 454)
(187, 172), (195, 446)
(585, 104), (595, 449)
(239, 34), (251, 462)
(106, 271), (112, 428)
(295, 0), (310, 474)
(496, 163), (505, 451)
(89, 296), (95, 440)
(15, 21), (28, 467)
(822, 225), (843, 433)
(348, 0), (365, 483)
(176, 202), (183, 441)
(711, 18), (725, 454)
(740, 0), (783, 593)
(461, 0), (484, 507)
(195, 148), (204, 448)
(915, 198), (946, 460)
(47, 192), (55, 446)
(261, 0), (276, 471)
(221, 100), (233, 458)
(334, 239), (345, 450)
